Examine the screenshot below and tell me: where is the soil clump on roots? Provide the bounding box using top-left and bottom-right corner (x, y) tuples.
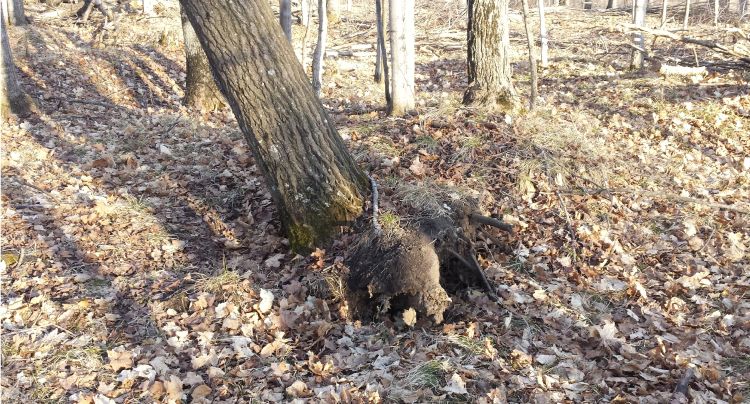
(345, 186), (512, 324)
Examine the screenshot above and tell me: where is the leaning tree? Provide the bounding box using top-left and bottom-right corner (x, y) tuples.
(179, 0), (368, 251)
(464, 0), (516, 108)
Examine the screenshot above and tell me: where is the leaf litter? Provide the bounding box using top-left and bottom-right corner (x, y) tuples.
(1, 1), (749, 403)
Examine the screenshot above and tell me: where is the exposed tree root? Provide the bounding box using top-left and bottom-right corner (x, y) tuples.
(345, 194), (513, 324)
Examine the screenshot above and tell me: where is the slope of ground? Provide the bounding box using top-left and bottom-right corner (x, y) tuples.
(1, 1), (749, 403)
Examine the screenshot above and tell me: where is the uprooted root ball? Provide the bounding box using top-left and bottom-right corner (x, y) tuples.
(345, 228), (452, 323)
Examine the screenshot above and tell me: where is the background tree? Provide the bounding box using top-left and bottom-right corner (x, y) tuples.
(2, 0), (26, 26)
(181, 7), (224, 112)
(375, 0), (390, 108)
(521, 0), (538, 107)
(660, 0), (669, 27)
(388, 0), (415, 116)
(1, 6), (33, 119)
(631, 0), (648, 68)
(280, 0), (292, 41)
(327, 0), (341, 24)
(539, 0), (549, 68)
(179, 0), (367, 250)
(312, 0), (328, 97)
(683, 0), (691, 30)
(464, 0), (515, 109)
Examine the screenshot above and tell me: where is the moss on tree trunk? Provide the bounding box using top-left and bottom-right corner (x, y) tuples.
(180, 0), (368, 251)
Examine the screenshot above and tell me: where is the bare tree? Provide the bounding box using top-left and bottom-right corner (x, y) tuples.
(181, 7), (224, 112)
(179, 0), (368, 250)
(388, 0), (415, 115)
(520, 0), (538, 107)
(1, 6), (33, 119)
(539, 0), (549, 68)
(713, 0), (719, 25)
(280, 0), (292, 41)
(327, 0), (341, 24)
(631, 0), (648, 69)
(683, 0), (691, 30)
(375, 0), (390, 103)
(2, 0), (26, 26)
(464, 0), (515, 109)
(312, 0), (328, 97)
(660, 0), (669, 27)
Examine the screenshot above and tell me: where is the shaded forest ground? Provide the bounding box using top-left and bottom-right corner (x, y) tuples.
(1, 1), (749, 402)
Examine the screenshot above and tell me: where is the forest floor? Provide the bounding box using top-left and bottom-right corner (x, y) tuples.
(2, 1), (749, 403)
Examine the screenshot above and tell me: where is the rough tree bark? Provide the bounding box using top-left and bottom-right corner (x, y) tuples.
(631, 0), (648, 69)
(312, 0), (327, 97)
(2, 0), (26, 26)
(520, 0), (538, 107)
(280, 0), (292, 41)
(464, 0), (515, 109)
(388, 0), (415, 116)
(181, 8), (224, 112)
(0, 6), (33, 120)
(179, 0), (368, 250)
(539, 0), (549, 67)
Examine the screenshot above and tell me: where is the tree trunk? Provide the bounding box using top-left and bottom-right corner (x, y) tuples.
(327, 0), (341, 24)
(463, 0), (515, 109)
(280, 0), (292, 41)
(741, 0), (748, 19)
(179, 0), (368, 251)
(300, 0), (311, 26)
(538, 0), (549, 68)
(3, 0), (26, 26)
(683, 0), (690, 30)
(520, 0), (538, 107)
(312, 0), (327, 97)
(376, 0), (390, 101)
(660, 0), (669, 27)
(714, 0), (719, 25)
(1, 6), (33, 120)
(181, 8), (224, 112)
(606, 0), (618, 8)
(631, 0), (648, 69)
(388, 0), (415, 116)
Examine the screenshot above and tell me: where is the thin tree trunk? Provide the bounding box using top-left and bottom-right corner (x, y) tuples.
(520, 0), (538, 107)
(660, 0), (669, 27)
(312, 0), (327, 97)
(300, 0), (312, 69)
(683, 0), (690, 30)
(327, 0), (341, 24)
(713, 0), (719, 24)
(388, 0), (415, 116)
(375, 32), (382, 82)
(631, 0), (648, 69)
(301, 0), (311, 26)
(280, 0), (292, 41)
(464, 0), (515, 109)
(376, 0), (390, 101)
(179, 0), (368, 251)
(181, 7), (224, 112)
(4, 0), (26, 26)
(1, 6), (33, 119)
(539, 0), (549, 68)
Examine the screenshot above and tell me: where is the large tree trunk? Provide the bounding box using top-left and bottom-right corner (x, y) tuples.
(3, 0), (26, 26)
(312, 0), (327, 97)
(388, 0), (415, 116)
(631, 0), (648, 69)
(520, 0), (538, 107)
(180, 0), (367, 251)
(181, 8), (224, 112)
(539, 0), (549, 68)
(1, 6), (33, 120)
(280, 0), (292, 41)
(463, 0), (515, 109)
